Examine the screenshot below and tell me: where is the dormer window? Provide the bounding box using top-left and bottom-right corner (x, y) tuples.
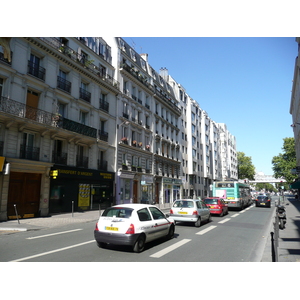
(130, 49), (136, 61)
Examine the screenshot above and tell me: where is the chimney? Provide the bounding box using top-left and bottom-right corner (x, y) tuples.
(140, 53), (148, 62)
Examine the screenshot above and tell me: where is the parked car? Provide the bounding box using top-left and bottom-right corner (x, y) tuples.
(255, 195), (271, 208)
(94, 204), (175, 253)
(169, 199), (211, 227)
(203, 197), (228, 216)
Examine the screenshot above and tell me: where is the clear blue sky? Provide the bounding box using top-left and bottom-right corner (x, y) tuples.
(124, 37), (296, 175)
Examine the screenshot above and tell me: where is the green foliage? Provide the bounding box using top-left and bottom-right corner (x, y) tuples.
(237, 151), (255, 180)
(255, 183), (277, 193)
(272, 137), (297, 185)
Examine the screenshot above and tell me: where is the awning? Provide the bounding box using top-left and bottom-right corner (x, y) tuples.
(0, 156), (5, 172)
(290, 181), (300, 189)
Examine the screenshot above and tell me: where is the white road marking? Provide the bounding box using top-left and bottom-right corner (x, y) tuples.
(196, 225), (217, 235)
(27, 229), (83, 239)
(231, 214), (239, 218)
(218, 218), (231, 224)
(150, 239), (191, 258)
(10, 240), (94, 262)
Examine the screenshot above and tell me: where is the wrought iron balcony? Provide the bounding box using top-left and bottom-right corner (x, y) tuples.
(28, 61), (45, 81)
(98, 159), (108, 171)
(57, 76), (71, 93)
(52, 151), (68, 165)
(20, 144), (40, 161)
(99, 98), (109, 112)
(76, 155), (88, 168)
(98, 130), (108, 142)
(79, 88), (91, 102)
(0, 96), (97, 138)
(38, 37), (120, 90)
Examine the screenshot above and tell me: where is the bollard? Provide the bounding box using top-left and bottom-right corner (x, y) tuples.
(72, 201), (74, 217)
(14, 204), (20, 224)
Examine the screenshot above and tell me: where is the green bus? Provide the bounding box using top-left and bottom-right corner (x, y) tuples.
(212, 181), (252, 210)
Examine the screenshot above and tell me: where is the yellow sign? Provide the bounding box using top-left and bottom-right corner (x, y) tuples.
(78, 183), (90, 209)
(50, 170), (58, 179)
(0, 157), (5, 172)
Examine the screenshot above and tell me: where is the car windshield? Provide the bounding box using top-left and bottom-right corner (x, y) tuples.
(102, 207), (133, 218)
(204, 199), (218, 204)
(173, 200), (194, 208)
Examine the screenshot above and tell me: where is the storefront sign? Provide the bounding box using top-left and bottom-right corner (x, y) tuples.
(50, 166), (114, 180)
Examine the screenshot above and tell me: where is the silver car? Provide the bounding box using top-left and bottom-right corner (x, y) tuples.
(170, 199), (211, 227)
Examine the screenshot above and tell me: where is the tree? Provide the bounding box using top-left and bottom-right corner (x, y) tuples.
(237, 151), (255, 180)
(272, 137), (297, 185)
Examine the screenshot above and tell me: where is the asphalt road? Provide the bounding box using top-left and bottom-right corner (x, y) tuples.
(0, 198), (276, 262)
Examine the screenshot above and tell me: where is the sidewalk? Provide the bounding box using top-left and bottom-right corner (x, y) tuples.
(261, 195), (300, 262)
(0, 210), (102, 232)
(0, 208), (172, 232)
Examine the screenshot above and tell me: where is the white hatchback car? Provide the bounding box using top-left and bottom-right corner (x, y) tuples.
(94, 204), (175, 253)
(170, 199), (211, 227)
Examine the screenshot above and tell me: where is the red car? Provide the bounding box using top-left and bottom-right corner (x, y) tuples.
(203, 197), (229, 217)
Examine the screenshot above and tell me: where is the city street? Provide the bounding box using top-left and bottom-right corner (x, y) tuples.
(0, 198), (277, 262)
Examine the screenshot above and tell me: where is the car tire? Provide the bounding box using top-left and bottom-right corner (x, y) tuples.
(167, 224), (175, 239)
(195, 217), (201, 227)
(133, 234), (146, 253)
(207, 214), (212, 223)
(220, 210), (224, 217)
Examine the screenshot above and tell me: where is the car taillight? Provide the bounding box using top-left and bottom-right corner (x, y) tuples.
(192, 210), (198, 215)
(95, 222), (99, 231)
(170, 209), (173, 214)
(126, 224), (135, 234)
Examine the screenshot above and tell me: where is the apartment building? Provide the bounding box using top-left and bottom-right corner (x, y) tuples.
(106, 38), (182, 208)
(0, 37), (118, 220)
(217, 123), (238, 180)
(290, 37), (300, 188)
(0, 36), (238, 220)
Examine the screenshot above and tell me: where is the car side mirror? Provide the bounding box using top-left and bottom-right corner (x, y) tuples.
(165, 213), (170, 218)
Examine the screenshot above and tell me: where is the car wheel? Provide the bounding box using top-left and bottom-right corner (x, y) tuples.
(207, 213), (212, 223)
(195, 217), (201, 227)
(133, 234), (146, 253)
(220, 210), (224, 217)
(167, 224), (175, 239)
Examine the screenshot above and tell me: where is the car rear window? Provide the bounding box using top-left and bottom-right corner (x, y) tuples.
(204, 199), (218, 204)
(173, 200), (194, 208)
(102, 207), (133, 218)
(257, 196), (267, 200)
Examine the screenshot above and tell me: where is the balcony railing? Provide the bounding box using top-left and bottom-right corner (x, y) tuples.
(98, 130), (108, 142)
(38, 37), (120, 90)
(28, 61), (45, 81)
(0, 96), (97, 138)
(76, 155), (88, 168)
(99, 99), (109, 112)
(57, 76), (71, 93)
(79, 88), (91, 102)
(20, 144), (40, 161)
(98, 159), (108, 171)
(52, 151), (68, 165)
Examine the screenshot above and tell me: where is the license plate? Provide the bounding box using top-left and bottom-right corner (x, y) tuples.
(178, 211), (188, 214)
(260, 203), (265, 205)
(105, 226), (119, 231)
(210, 206), (214, 208)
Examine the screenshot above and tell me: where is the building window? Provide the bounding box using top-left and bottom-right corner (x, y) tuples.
(80, 110), (87, 125)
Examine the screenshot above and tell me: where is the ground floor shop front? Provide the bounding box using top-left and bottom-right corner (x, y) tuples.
(49, 165), (115, 214)
(116, 171), (182, 209)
